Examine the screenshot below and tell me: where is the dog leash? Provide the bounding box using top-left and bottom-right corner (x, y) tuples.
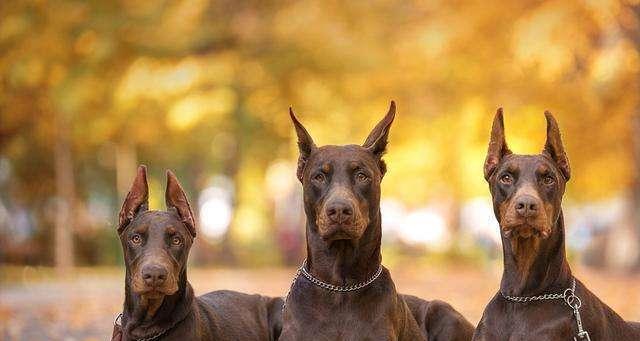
(282, 259), (383, 312)
(501, 278), (591, 341)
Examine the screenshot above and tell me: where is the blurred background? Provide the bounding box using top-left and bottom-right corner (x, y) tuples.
(1, 0), (639, 339)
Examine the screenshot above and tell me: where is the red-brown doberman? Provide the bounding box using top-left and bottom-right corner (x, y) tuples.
(280, 102), (474, 341)
(473, 109), (640, 341)
(111, 166), (283, 341)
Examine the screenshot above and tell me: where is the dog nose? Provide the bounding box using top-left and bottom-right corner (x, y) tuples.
(326, 200), (354, 224)
(515, 195), (539, 218)
(142, 264), (168, 287)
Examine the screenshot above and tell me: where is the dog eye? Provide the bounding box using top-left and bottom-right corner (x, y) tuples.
(355, 172), (369, 182)
(313, 173), (326, 183)
(171, 236), (182, 246)
(542, 175), (555, 186)
(130, 234), (142, 245)
(499, 173), (513, 185)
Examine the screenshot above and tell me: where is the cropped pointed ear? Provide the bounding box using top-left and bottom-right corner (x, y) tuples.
(118, 165), (149, 234)
(165, 170), (196, 237)
(542, 111), (571, 181)
(363, 101), (396, 159)
(484, 108), (512, 181)
(289, 107), (317, 182)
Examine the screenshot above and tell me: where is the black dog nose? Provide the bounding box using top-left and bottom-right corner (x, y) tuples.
(515, 195), (539, 218)
(142, 264), (168, 287)
(326, 200), (354, 224)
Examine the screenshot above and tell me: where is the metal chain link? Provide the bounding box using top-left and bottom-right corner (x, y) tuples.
(564, 283), (591, 341)
(114, 311), (187, 341)
(500, 278), (591, 341)
(282, 259), (383, 312)
(282, 265), (302, 312)
(500, 279), (575, 303)
(299, 260), (383, 292)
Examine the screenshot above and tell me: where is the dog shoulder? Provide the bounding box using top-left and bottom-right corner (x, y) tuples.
(199, 290), (281, 313)
(425, 299), (475, 341)
(194, 290), (279, 340)
(628, 321), (640, 333)
(400, 294), (475, 341)
(197, 290), (283, 340)
(577, 283), (640, 340)
(473, 297), (503, 341)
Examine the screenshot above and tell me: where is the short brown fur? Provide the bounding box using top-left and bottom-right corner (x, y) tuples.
(474, 109), (640, 341)
(282, 102), (474, 341)
(112, 166), (283, 341)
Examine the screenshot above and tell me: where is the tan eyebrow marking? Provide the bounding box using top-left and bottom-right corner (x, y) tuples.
(133, 224), (148, 234)
(504, 163), (519, 173)
(322, 163), (331, 173)
(537, 164), (550, 174)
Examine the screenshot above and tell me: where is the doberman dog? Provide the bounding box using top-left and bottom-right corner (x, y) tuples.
(111, 166), (283, 341)
(280, 101), (475, 341)
(473, 109), (640, 341)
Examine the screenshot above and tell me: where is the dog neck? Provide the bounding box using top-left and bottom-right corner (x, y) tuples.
(122, 269), (194, 340)
(500, 211), (573, 296)
(305, 212), (382, 286)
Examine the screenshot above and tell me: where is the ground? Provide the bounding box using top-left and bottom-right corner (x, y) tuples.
(1, 265), (639, 340)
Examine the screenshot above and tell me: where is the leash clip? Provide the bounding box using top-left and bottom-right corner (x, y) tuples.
(574, 330), (591, 341)
(114, 313), (123, 327)
(564, 282), (590, 341)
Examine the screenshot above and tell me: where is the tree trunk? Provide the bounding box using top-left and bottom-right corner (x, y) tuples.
(626, 4), (640, 271)
(53, 113), (75, 274)
(632, 111), (640, 271)
(219, 109), (241, 265)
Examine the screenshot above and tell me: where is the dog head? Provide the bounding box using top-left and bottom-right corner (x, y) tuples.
(484, 109), (570, 241)
(289, 102), (395, 242)
(117, 166), (196, 300)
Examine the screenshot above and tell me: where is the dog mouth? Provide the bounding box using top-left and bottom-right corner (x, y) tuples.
(501, 222), (550, 239)
(139, 288), (168, 299)
(132, 277), (179, 297)
(317, 222), (367, 241)
(134, 285), (178, 298)
(323, 226), (357, 240)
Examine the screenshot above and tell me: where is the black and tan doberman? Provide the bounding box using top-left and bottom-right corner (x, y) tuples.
(473, 109), (640, 341)
(280, 102), (474, 341)
(112, 166), (283, 341)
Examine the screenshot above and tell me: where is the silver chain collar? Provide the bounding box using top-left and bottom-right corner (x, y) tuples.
(501, 278), (576, 303)
(299, 260), (383, 292)
(282, 259), (383, 312)
(114, 311), (186, 341)
(500, 278), (591, 341)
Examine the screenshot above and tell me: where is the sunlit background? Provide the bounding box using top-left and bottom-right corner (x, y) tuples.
(1, 0), (639, 339)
